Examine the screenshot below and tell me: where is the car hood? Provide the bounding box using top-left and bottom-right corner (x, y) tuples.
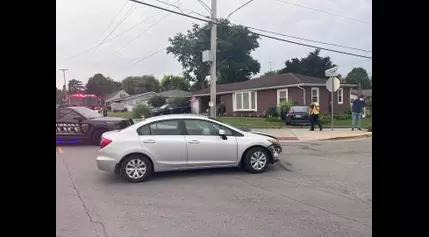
(90, 117), (128, 122)
(240, 128), (278, 140)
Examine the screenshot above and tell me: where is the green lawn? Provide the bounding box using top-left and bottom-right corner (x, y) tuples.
(107, 111), (132, 118)
(218, 117), (371, 129)
(106, 112), (371, 129)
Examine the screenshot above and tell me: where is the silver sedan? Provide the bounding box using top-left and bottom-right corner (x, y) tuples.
(96, 114), (282, 182)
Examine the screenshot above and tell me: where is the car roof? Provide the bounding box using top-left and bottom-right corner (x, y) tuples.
(142, 114), (210, 123)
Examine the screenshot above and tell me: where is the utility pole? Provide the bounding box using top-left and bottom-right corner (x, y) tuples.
(209, 0), (217, 118)
(59, 68), (68, 100)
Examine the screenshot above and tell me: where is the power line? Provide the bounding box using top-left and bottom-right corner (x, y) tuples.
(248, 27), (371, 53)
(113, 14), (170, 54)
(227, 0), (255, 19)
(196, 0), (212, 14)
(115, 47), (168, 76)
(110, 0), (184, 55)
(63, 1), (129, 61)
(273, 0), (371, 24)
(76, 2), (139, 64)
(128, 0), (372, 59)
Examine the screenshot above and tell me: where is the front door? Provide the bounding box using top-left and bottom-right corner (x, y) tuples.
(56, 108), (87, 138)
(183, 119), (238, 167)
(137, 119), (188, 171)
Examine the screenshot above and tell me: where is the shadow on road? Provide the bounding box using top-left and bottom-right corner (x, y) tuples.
(98, 165), (288, 184)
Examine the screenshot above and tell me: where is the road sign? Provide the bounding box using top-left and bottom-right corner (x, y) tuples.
(325, 77), (340, 92)
(325, 66), (338, 77)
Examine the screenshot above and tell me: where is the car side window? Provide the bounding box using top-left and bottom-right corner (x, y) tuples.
(150, 120), (183, 135)
(57, 109), (81, 121)
(184, 119), (233, 136)
(138, 125), (151, 135)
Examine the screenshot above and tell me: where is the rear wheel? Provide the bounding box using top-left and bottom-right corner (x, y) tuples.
(120, 155), (154, 182)
(91, 129), (106, 145)
(243, 147), (269, 174)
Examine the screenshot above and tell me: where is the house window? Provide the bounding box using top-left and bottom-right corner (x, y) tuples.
(233, 91), (257, 111)
(277, 89), (288, 105)
(311, 87), (319, 103)
(337, 88), (344, 104)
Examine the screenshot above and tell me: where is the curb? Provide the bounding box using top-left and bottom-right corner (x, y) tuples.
(278, 137), (300, 141)
(316, 132), (372, 141)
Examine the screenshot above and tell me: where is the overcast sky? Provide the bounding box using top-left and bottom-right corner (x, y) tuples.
(56, 0), (372, 88)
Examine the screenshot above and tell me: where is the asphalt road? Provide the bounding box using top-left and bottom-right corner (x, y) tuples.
(56, 138), (372, 237)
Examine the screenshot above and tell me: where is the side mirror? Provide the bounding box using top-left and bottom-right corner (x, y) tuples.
(218, 129), (227, 140)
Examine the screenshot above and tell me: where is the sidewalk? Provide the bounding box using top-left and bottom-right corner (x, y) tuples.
(255, 128), (372, 142)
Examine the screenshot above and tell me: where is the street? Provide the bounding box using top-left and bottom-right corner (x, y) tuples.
(56, 138), (372, 237)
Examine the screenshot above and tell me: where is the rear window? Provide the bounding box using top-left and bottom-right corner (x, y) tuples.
(290, 106), (308, 112)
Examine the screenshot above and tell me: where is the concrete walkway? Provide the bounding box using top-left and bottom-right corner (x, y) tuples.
(255, 128), (372, 142)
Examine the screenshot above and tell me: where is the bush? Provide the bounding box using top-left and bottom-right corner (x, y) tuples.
(264, 106), (279, 118)
(132, 104), (152, 119)
(277, 101), (296, 117)
(367, 124), (372, 132)
(148, 95), (166, 108)
(170, 97), (189, 106)
(343, 107), (352, 115)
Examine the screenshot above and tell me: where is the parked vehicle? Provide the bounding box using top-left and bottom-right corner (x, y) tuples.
(150, 103), (190, 116)
(56, 106), (133, 145)
(110, 102), (127, 112)
(96, 114), (282, 182)
(284, 106), (311, 126)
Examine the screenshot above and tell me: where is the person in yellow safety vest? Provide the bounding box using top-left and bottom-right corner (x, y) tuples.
(309, 98), (323, 131)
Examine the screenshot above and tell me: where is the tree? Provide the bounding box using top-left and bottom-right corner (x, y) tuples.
(121, 75), (160, 95)
(160, 75), (189, 91)
(148, 94), (166, 107)
(344, 67), (371, 89)
(85, 73), (121, 96)
(167, 19), (261, 88)
(67, 79), (85, 94)
(279, 49), (336, 78)
(263, 71), (278, 76)
(56, 87), (64, 104)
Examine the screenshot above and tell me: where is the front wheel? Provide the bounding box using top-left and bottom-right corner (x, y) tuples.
(243, 147), (269, 173)
(120, 155), (154, 182)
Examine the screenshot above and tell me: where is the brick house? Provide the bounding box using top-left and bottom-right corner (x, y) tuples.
(192, 73), (356, 117)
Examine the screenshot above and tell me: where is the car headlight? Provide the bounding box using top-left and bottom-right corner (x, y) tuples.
(268, 139), (279, 145)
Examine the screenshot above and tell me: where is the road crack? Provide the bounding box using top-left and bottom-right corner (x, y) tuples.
(234, 176), (371, 229)
(61, 157), (110, 237)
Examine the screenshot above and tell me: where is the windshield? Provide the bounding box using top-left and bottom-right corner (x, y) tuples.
(290, 106), (308, 112)
(72, 107), (102, 119)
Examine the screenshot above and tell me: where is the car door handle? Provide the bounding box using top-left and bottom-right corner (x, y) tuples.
(188, 140), (200, 144)
(143, 139), (156, 143)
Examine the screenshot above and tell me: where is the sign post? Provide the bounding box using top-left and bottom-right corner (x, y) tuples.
(325, 66), (340, 131)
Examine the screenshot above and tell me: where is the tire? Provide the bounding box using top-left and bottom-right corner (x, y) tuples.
(120, 154), (154, 182)
(243, 147), (269, 174)
(91, 129), (107, 145)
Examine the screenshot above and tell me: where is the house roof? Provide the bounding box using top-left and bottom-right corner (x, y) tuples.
(105, 90), (122, 100)
(351, 89), (372, 97)
(124, 91), (157, 101)
(192, 73), (356, 96)
(158, 90), (190, 98)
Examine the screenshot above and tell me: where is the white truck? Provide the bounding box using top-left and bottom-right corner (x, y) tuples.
(110, 102), (127, 112)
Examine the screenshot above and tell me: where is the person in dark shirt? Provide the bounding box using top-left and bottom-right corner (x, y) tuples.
(351, 95), (365, 131)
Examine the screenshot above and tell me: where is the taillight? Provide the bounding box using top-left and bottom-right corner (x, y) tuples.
(287, 114), (293, 118)
(100, 137), (112, 149)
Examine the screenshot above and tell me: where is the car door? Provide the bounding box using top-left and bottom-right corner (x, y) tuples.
(137, 119), (188, 171)
(183, 119), (238, 168)
(56, 108), (87, 138)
